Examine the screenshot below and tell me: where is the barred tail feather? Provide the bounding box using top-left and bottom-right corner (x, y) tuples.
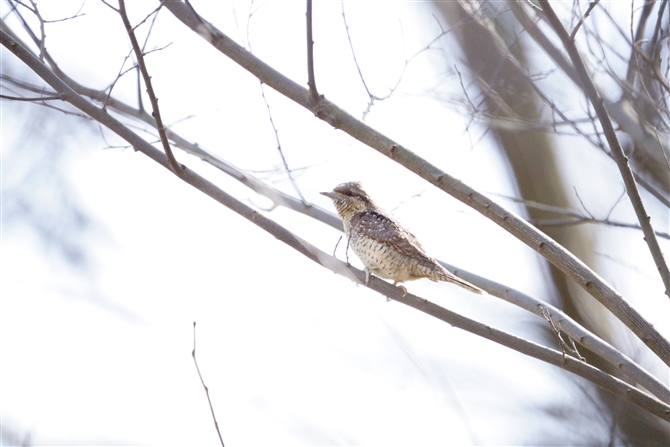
(437, 269), (486, 295)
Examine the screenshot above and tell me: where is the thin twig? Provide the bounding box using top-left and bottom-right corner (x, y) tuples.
(306, 0), (318, 105)
(245, 13), (306, 202)
(446, 259), (669, 403)
(192, 322), (225, 447)
(10, 46), (666, 398)
(493, 192), (670, 239)
(5, 29), (670, 416)
(532, 217), (670, 240)
(341, 1), (371, 99)
(538, 0), (670, 298)
(0, 93), (60, 101)
(43, 2), (85, 24)
(117, 0), (182, 175)
(510, 2), (670, 208)
(132, 0), (164, 32)
(102, 48), (135, 110)
(7, 61), (670, 407)
(258, 83), (306, 202)
(165, 0), (670, 364)
(569, 0), (601, 42)
(540, 306), (586, 363)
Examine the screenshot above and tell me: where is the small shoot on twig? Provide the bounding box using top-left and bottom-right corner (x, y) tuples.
(540, 306), (585, 363)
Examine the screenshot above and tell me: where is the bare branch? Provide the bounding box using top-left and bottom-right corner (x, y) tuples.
(493, 193), (670, 239)
(117, 0), (182, 175)
(163, 0), (670, 365)
(258, 83), (306, 202)
(11, 59), (669, 404)
(510, 1), (670, 208)
(306, 0), (319, 105)
(538, 0), (670, 298)
(192, 322), (225, 447)
(102, 48), (135, 110)
(4, 26), (669, 421)
(443, 260), (670, 404)
(532, 217), (670, 240)
(132, 0), (164, 32)
(569, 0), (601, 42)
(0, 93), (60, 101)
(341, 1), (377, 119)
(244, 12), (306, 202)
(540, 306), (585, 362)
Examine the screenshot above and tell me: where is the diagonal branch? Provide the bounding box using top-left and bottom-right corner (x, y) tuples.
(537, 0), (670, 298)
(3, 26), (669, 422)
(569, 0), (600, 42)
(117, 0), (182, 175)
(6, 64), (668, 404)
(443, 260), (670, 404)
(509, 1), (670, 209)
(161, 0), (670, 366)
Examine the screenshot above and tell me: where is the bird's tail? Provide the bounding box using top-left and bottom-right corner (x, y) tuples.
(437, 269), (486, 295)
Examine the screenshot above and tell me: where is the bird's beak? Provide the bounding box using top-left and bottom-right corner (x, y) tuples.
(320, 191), (337, 199)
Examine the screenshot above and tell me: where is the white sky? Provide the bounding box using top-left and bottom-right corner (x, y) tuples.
(2, 1), (668, 445)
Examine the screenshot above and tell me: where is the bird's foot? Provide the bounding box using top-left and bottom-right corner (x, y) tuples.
(364, 268), (371, 286)
(393, 281), (407, 297)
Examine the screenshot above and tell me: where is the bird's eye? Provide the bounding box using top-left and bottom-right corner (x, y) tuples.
(346, 191), (354, 197)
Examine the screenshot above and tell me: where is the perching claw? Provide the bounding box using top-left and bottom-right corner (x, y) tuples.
(393, 281), (408, 297)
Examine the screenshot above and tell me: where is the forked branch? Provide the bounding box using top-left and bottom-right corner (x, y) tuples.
(2, 27), (668, 421)
(162, 0), (670, 366)
(118, 0), (182, 175)
(537, 0), (670, 297)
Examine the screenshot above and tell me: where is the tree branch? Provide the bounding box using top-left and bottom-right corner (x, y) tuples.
(441, 260), (670, 404)
(569, 0), (600, 42)
(510, 1), (670, 209)
(161, 0), (670, 366)
(7, 64), (667, 404)
(117, 0), (182, 175)
(3, 26), (668, 422)
(192, 322), (225, 447)
(537, 0), (670, 298)
(306, 0), (318, 105)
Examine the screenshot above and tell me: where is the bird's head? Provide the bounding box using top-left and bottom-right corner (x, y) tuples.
(320, 181), (374, 219)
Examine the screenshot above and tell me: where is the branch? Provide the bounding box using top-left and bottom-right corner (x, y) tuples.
(442, 260), (670, 404)
(306, 0), (318, 105)
(192, 322), (225, 447)
(7, 64), (666, 404)
(162, 0), (670, 366)
(257, 83), (306, 202)
(495, 193), (670, 240)
(0, 70), (342, 230)
(569, 0), (600, 42)
(117, 0), (182, 175)
(0, 93), (60, 101)
(532, 217), (670, 240)
(3, 26), (668, 422)
(537, 0), (670, 298)
(509, 1), (670, 209)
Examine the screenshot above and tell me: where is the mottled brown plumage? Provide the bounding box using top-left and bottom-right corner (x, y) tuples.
(321, 181), (484, 295)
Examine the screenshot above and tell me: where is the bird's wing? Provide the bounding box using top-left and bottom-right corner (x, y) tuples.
(349, 209), (434, 261)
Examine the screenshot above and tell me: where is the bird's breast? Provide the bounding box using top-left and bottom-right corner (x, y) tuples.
(346, 233), (416, 282)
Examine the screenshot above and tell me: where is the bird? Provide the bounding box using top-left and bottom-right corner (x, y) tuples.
(321, 181), (485, 296)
